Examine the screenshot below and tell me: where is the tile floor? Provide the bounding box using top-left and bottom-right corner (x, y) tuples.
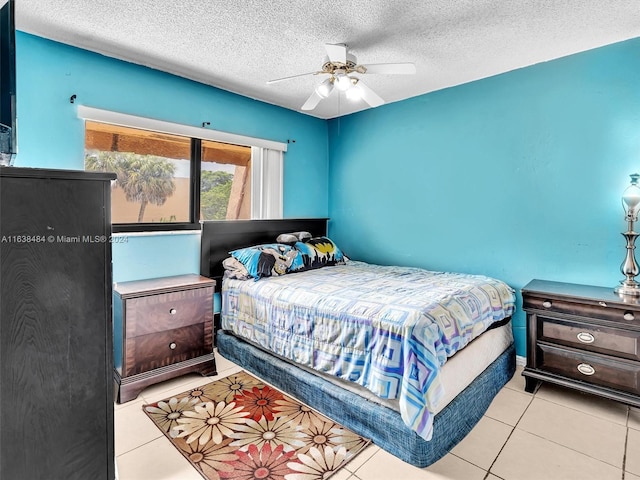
(115, 351), (640, 480)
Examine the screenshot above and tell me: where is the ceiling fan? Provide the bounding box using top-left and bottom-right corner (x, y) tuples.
(267, 43), (416, 111)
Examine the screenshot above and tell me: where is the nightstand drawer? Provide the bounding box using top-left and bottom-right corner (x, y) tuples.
(113, 274), (216, 403)
(539, 317), (640, 360)
(125, 286), (214, 338)
(538, 343), (640, 395)
(125, 324), (207, 376)
(524, 295), (638, 324)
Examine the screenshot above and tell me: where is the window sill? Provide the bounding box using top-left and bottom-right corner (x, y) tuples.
(112, 222), (201, 234)
(111, 230), (201, 238)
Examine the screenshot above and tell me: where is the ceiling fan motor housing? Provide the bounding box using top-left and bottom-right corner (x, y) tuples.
(321, 53), (358, 74)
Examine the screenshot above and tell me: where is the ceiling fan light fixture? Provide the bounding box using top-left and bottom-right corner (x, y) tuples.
(345, 79), (363, 101)
(345, 86), (362, 101)
(335, 73), (353, 91)
(315, 77), (334, 98)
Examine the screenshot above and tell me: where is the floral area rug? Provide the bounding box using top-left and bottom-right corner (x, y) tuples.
(143, 371), (371, 480)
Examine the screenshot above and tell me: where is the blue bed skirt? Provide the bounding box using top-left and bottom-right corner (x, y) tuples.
(217, 330), (516, 467)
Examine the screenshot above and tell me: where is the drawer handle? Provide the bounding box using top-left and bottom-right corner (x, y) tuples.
(169, 308), (177, 315)
(169, 342), (177, 350)
(624, 312), (635, 321)
(542, 301), (552, 308)
(577, 363), (595, 376)
(576, 332), (595, 344)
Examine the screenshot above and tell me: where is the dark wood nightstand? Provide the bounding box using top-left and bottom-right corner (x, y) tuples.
(113, 274), (217, 403)
(522, 279), (640, 406)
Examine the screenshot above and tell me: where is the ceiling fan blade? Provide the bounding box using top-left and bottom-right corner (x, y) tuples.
(325, 43), (347, 64)
(360, 63), (416, 75)
(355, 81), (384, 108)
(301, 91), (323, 111)
(267, 71), (318, 85)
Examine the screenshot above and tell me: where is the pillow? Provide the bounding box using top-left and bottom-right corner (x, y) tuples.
(222, 256), (251, 280)
(289, 236), (346, 272)
(229, 243), (298, 279)
(275, 233), (298, 245)
(276, 231), (312, 245)
(293, 231), (312, 242)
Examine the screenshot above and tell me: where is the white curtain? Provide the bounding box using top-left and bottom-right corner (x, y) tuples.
(251, 147), (283, 219)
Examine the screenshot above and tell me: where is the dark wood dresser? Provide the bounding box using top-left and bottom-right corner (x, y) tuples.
(0, 167), (116, 479)
(522, 279), (640, 406)
(113, 274), (217, 403)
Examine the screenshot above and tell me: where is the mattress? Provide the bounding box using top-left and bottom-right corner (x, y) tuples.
(221, 260), (515, 440)
(287, 320), (514, 415)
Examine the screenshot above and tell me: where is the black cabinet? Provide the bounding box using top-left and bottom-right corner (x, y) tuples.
(0, 167), (116, 479)
(522, 279), (640, 406)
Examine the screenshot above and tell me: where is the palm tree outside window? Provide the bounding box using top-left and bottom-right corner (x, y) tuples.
(84, 121), (253, 232)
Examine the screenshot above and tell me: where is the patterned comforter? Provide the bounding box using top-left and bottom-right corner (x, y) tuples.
(221, 260), (516, 441)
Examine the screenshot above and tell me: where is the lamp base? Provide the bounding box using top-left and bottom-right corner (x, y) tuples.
(614, 282), (640, 297)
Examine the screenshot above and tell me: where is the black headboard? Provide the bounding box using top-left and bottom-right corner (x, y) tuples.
(200, 218), (328, 287)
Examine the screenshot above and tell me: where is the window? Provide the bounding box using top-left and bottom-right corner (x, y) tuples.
(80, 107), (285, 232)
(200, 139), (251, 220)
(85, 122), (192, 224)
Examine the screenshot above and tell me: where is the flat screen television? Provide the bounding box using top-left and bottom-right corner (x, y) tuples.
(0, 0), (16, 166)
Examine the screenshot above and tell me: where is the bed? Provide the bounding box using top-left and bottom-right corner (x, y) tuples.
(200, 218), (516, 467)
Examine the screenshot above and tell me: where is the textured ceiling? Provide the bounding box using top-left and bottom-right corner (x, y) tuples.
(13, 0), (640, 119)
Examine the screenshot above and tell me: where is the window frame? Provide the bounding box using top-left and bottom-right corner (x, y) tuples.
(78, 106), (287, 233)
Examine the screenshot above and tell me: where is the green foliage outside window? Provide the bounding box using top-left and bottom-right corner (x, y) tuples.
(200, 170), (234, 220)
(86, 151), (176, 222)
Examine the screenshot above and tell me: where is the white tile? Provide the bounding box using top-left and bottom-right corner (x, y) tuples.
(137, 373), (214, 404)
(535, 383), (629, 426)
(504, 365), (529, 394)
(627, 428), (640, 476)
(210, 364), (244, 380)
(140, 374), (216, 404)
(485, 386), (532, 426)
(116, 437), (203, 480)
(114, 399), (164, 456)
(353, 447), (485, 480)
(115, 399), (133, 411)
(215, 349), (243, 374)
(491, 429), (622, 480)
(517, 397), (626, 467)
(344, 444), (380, 473)
(350, 448), (425, 480)
(114, 361), (633, 480)
(630, 407), (640, 431)
(331, 468), (354, 480)
(424, 453), (487, 480)
(450, 416), (512, 470)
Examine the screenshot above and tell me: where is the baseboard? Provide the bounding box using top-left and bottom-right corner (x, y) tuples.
(516, 355), (526, 367)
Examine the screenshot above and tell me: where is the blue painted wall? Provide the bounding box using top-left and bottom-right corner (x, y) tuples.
(14, 32), (329, 282)
(14, 31), (640, 356)
(327, 37), (640, 356)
